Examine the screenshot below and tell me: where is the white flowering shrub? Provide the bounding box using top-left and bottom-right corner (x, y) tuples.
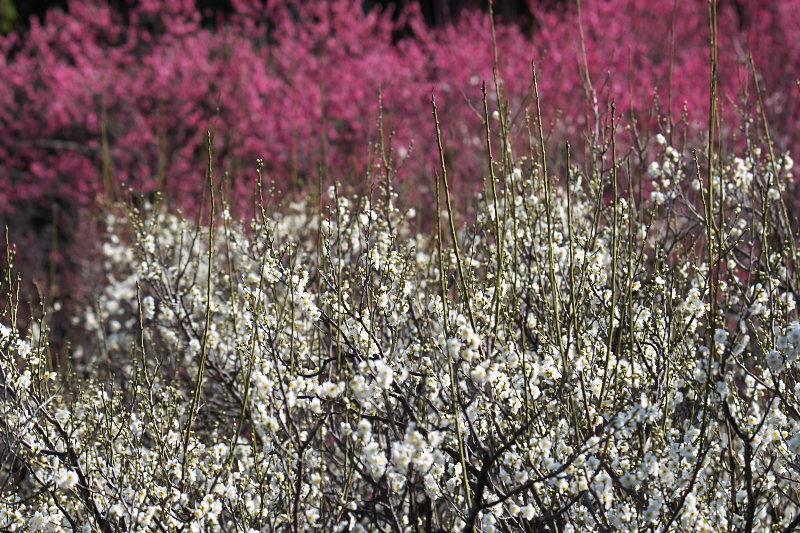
(3, 77), (800, 533)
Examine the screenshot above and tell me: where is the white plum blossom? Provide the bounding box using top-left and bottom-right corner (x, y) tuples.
(56, 469), (79, 491)
(2, 93), (800, 533)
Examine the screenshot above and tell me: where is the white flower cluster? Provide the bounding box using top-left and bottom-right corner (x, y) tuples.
(3, 115), (800, 533)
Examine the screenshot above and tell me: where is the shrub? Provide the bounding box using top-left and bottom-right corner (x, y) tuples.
(2, 0), (800, 306)
(3, 32), (800, 529)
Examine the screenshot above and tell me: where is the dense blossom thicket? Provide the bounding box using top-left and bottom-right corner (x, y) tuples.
(2, 0), (800, 299)
(3, 38), (800, 529)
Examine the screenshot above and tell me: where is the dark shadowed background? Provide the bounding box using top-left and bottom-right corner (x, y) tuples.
(3, 0), (540, 33)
